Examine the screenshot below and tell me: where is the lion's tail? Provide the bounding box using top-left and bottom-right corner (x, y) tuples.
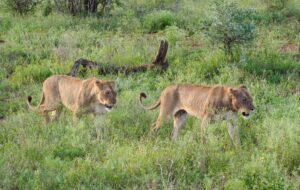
(139, 92), (161, 110)
(27, 92), (45, 111)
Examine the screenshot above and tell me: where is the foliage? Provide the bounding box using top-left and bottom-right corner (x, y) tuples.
(4, 0), (41, 14)
(0, 0), (300, 189)
(143, 10), (177, 33)
(203, 0), (257, 62)
(51, 0), (121, 16)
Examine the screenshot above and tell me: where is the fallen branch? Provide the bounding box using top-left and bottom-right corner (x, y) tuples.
(69, 40), (168, 76)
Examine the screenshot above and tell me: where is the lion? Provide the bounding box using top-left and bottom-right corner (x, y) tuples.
(27, 75), (116, 123)
(139, 84), (255, 145)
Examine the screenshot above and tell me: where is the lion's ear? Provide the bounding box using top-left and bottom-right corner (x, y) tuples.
(108, 80), (115, 89)
(95, 80), (104, 89)
(229, 88), (237, 96)
(240, 85), (247, 90)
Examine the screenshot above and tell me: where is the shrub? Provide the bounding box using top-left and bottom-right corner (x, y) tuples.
(4, 0), (41, 15)
(203, 0), (257, 62)
(143, 10), (177, 33)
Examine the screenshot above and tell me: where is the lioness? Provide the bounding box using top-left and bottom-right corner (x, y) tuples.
(140, 84), (255, 145)
(27, 75), (116, 123)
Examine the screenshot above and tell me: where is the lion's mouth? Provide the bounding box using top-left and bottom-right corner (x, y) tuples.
(242, 112), (250, 118)
(104, 104), (114, 111)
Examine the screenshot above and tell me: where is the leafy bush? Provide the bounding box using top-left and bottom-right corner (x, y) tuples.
(143, 10), (177, 33)
(203, 0), (257, 62)
(4, 0), (41, 15)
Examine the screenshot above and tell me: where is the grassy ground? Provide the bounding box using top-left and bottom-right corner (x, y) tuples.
(0, 0), (300, 189)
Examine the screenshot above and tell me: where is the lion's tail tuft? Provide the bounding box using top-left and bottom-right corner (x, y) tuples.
(139, 92), (160, 110)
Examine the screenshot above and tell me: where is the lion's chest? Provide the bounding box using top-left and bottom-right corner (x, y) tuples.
(81, 104), (107, 114)
(211, 111), (238, 123)
(93, 104), (107, 114)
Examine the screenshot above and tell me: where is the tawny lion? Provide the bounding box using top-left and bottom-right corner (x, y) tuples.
(140, 84), (255, 145)
(27, 75), (116, 123)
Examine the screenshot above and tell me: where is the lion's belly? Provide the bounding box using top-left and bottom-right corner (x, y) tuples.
(182, 106), (202, 119)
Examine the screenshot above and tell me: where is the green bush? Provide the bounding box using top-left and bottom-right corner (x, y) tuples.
(143, 10), (177, 33)
(203, 0), (257, 62)
(4, 0), (41, 15)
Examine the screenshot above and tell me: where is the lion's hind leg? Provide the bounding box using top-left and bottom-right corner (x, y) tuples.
(50, 106), (63, 122)
(39, 105), (51, 124)
(172, 110), (187, 140)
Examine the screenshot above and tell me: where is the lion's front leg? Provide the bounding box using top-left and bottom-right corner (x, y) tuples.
(226, 112), (241, 147)
(227, 124), (241, 147)
(72, 111), (83, 125)
(200, 115), (211, 144)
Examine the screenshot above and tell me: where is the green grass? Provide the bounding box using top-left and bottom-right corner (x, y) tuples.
(0, 0), (300, 189)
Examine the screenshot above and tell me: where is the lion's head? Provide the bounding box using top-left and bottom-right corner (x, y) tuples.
(230, 85), (255, 119)
(94, 80), (117, 111)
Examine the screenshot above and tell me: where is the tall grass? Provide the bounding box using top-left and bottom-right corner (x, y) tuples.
(0, 0), (299, 189)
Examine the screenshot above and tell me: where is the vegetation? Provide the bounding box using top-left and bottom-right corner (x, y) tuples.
(4, 0), (41, 15)
(0, 0), (299, 189)
(203, 0), (257, 62)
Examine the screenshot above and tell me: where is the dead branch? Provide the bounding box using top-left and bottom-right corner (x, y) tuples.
(69, 40), (169, 77)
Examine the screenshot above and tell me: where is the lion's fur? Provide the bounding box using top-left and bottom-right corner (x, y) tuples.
(27, 75), (116, 123)
(140, 84), (255, 143)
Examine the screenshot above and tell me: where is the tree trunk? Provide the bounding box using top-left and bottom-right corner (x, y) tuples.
(84, 0), (99, 13)
(69, 40), (169, 76)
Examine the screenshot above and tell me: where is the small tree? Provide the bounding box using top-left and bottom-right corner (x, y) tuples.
(204, 0), (257, 62)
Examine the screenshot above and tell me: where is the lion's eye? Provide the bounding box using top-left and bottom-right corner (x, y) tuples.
(105, 91), (110, 95)
(243, 98), (247, 102)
